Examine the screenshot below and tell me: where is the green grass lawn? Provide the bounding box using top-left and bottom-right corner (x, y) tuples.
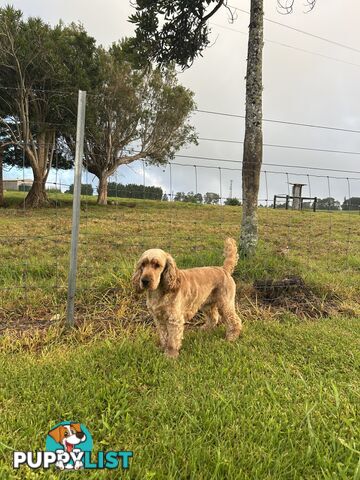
(0, 192), (359, 478)
(1, 319), (360, 479)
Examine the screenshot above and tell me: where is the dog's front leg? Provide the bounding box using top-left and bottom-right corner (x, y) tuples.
(155, 318), (168, 351)
(165, 317), (184, 358)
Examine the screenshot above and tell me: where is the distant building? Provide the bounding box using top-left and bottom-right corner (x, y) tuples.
(3, 179), (33, 191)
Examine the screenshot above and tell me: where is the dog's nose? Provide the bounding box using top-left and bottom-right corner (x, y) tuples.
(142, 278), (150, 287)
(76, 431), (85, 440)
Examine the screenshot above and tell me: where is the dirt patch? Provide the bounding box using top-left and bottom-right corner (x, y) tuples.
(253, 275), (339, 319)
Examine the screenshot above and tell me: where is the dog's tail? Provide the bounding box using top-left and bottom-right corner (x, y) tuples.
(223, 238), (239, 275)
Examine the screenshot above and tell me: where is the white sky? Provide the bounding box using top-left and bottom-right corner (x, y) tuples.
(4, 0), (360, 202)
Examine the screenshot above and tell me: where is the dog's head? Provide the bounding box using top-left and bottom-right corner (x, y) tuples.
(132, 249), (180, 293)
(48, 423), (86, 453)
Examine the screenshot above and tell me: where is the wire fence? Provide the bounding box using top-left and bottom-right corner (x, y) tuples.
(1, 91), (360, 330)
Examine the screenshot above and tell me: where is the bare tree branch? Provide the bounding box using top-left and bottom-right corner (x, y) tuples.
(202, 0), (226, 23)
(277, 0), (317, 14)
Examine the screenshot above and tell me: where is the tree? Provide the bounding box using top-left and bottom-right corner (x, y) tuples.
(342, 197), (360, 211)
(316, 197), (340, 211)
(0, 145), (3, 206)
(193, 193), (203, 204)
(204, 192), (220, 205)
(239, 0), (263, 256)
(182, 191), (202, 203)
(65, 184), (93, 196)
(0, 125), (11, 206)
(174, 191), (203, 203)
(174, 192), (185, 202)
(225, 197), (241, 206)
(107, 182), (163, 200)
(129, 0), (316, 256)
(0, 6), (100, 207)
(80, 44), (197, 205)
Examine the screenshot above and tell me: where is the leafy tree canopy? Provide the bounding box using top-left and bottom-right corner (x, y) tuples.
(204, 192), (220, 204)
(174, 191), (202, 203)
(129, 0), (229, 68)
(107, 182), (163, 200)
(342, 197), (360, 211)
(316, 197), (341, 211)
(80, 41), (196, 204)
(225, 197), (241, 206)
(65, 184), (94, 196)
(0, 6), (101, 206)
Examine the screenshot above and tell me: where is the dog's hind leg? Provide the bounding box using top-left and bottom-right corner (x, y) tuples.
(218, 303), (242, 342)
(165, 317), (185, 358)
(200, 304), (220, 331)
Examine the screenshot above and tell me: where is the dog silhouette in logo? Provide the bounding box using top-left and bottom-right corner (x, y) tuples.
(48, 423), (86, 470)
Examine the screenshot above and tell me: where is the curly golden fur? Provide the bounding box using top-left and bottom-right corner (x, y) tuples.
(132, 238), (242, 358)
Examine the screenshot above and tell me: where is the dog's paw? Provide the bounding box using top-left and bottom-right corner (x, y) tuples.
(165, 348), (179, 359)
(225, 328), (242, 342)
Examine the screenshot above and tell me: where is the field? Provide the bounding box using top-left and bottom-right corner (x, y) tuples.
(0, 192), (360, 479)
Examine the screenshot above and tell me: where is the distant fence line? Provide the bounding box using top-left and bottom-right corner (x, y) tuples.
(3, 163), (360, 210)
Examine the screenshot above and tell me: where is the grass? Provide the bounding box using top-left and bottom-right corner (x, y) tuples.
(1, 191), (359, 326)
(1, 320), (360, 479)
(0, 192), (360, 478)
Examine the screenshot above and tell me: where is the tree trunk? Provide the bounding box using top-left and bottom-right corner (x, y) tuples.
(0, 149), (3, 207)
(239, 0), (264, 257)
(22, 131), (55, 208)
(97, 173), (109, 205)
(23, 171), (49, 208)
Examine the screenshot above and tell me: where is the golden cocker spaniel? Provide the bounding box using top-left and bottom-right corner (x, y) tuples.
(132, 238), (242, 357)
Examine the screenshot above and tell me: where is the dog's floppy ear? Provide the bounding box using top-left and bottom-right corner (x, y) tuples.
(71, 423), (82, 433)
(48, 426), (63, 444)
(131, 259), (143, 293)
(162, 254), (180, 292)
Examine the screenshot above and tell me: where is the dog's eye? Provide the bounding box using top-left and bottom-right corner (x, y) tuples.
(153, 263), (160, 269)
(64, 431), (69, 437)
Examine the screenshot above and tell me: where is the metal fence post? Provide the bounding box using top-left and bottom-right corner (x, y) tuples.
(66, 90), (87, 327)
(313, 197), (317, 212)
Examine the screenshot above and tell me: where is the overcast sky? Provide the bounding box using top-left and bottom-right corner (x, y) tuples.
(4, 0), (360, 202)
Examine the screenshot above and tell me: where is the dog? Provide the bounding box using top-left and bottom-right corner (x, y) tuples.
(132, 238), (242, 357)
(48, 423), (86, 470)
